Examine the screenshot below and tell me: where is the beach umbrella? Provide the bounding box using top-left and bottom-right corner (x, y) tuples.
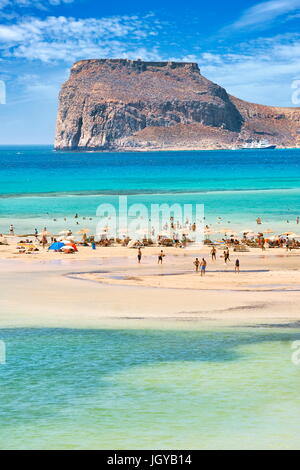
(76, 229), (90, 234)
(48, 242), (64, 251)
(58, 236), (74, 242)
(59, 230), (70, 235)
(59, 239), (74, 245)
(218, 228), (232, 234)
(262, 229), (274, 234)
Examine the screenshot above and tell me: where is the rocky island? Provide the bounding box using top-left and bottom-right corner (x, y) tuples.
(55, 59), (300, 151)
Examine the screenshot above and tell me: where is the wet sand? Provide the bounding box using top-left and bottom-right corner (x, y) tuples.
(0, 244), (299, 329)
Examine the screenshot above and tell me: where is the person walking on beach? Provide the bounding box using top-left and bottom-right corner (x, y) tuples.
(211, 247), (217, 261)
(200, 258), (207, 277)
(9, 224), (14, 235)
(137, 248), (142, 264)
(158, 250), (165, 264)
(224, 248), (230, 264)
(194, 258), (200, 272)
(235, 258), (240, 274)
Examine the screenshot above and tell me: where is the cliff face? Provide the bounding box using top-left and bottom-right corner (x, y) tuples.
(55, 59), (300, 151)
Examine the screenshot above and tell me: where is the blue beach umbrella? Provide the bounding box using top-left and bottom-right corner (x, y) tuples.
(48, 242), (64, 251)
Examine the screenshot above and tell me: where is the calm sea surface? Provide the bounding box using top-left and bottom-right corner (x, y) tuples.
(0, 146), (299, 233)
(0, 327), (300, 450)
(1, 147), (300, 449)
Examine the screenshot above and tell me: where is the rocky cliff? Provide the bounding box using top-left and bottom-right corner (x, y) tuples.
(55, 59), (300, 151)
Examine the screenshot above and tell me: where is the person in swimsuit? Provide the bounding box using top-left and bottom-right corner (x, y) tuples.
(224, 248), (230, 264)
(137, 248), (142, 264)
(194, 258), (200, 272)
(200, 258), (207, 277)
(235, 258), (240, 274)
(211, 247), (217, 261)
(158, 250), (165, 264)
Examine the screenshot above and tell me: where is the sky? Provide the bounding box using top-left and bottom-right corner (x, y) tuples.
(1, 0), (300, 144)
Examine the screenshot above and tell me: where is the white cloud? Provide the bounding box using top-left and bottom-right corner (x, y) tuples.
(0, 0), (74, 9)
(229, 0), (300, 30)
(0, 14), (161, 62)
(198, 35), (300, 106)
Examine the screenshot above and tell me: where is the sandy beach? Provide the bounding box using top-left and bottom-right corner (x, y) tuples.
(1, 242), (299, 329)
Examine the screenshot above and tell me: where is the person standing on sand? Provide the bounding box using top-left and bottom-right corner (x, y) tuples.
(224, 248), (230, 264)
(194, 258), (200, 272)
(137, 248), (142, 264)
(9, 224), (14, 235)
(235, 259), (240, 274)
(158, 250), (165, 264)
(211, 247), (217, 261)
(200, 258), (207, 277)
(41, 234), (47, 249)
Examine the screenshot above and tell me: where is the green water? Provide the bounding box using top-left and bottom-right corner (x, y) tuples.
(0, 327), (300, 450)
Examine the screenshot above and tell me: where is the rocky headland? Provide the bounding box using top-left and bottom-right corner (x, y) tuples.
(55, 59), (300, 151)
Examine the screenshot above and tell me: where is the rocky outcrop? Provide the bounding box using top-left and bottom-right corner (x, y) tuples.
(55, 59), (300, 151)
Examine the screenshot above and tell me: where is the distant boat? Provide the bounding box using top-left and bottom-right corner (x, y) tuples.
(240, 139), (276, 150)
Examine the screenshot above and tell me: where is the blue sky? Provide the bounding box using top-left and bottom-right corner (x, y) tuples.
(1, 0), (300, 144)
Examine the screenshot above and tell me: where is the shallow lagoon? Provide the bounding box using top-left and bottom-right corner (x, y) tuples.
(0, 327), (299, 450)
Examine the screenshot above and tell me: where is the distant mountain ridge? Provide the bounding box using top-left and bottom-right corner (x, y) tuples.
(55, 59), (300, 151)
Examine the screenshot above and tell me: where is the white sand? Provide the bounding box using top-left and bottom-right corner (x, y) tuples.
(0, 242), (299, 329)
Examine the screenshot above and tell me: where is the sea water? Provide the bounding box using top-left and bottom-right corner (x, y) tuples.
(0, 327), (300, 450)
(1, 147), (300, 450)
(0, 146), (299, 234)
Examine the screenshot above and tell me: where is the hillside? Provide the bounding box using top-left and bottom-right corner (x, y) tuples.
(55, 59), (300, 151)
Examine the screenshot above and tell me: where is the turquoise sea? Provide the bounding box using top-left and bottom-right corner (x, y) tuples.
(1, 146), (300, 450)
(0, 327), (300, 450)
(0, 146), (300, 234)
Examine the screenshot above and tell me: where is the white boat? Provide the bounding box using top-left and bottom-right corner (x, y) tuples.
(241, 139), (276, 150)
